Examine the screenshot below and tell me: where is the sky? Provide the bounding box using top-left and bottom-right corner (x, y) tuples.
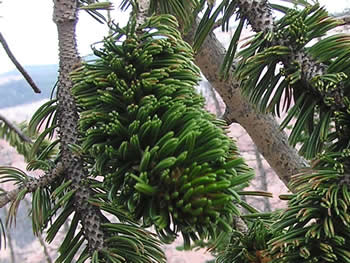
(0, 0), (349, 74)
(0, 0), (129, 74)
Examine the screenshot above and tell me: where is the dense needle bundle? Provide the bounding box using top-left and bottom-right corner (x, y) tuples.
(71, 14), (252, 245)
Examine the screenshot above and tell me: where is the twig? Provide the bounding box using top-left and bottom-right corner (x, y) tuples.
(0, 113), (32, 143)
(0, 32), (41, 93)
(36, 227), (53, 263)
(205, 81), (223, 117)
(185, 18), (308, 188)
(254, 145), (271, 212)
(0, 163), (64, 208)
(23, 198), (53, 263)
(3, 206), (16, 263)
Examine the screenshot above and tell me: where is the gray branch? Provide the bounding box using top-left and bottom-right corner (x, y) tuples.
(237, 0), (345, 112)
(0, 187), (22, 209)
(0, 113), (32, 143)
(0, 163), (64, 208)
(185, 20), (307, 189)
(0, 32), (41, 94)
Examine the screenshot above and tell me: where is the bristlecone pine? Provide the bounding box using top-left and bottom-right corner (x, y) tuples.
(71, 14), (253, 246)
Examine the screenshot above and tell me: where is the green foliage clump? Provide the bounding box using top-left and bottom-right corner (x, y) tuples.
(269, 152), (350, 263)
(217, 220), (278, 263)
(235, 4), (349, 159)
(71, 14), (253, 246)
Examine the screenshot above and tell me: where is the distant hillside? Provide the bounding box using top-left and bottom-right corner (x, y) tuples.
(0, 64), (58, 108)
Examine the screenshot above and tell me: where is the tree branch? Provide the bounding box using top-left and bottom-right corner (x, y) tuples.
(136, 0), (150, 27)
(0, 32), (41, 94)
(185, 21), (308, 188)
(0, 113), (32, 143)
(0, 188), (21, 209)
(0, 162), (64, 208)
(53, 0), (106, 252)
(237, 0), (345, 111)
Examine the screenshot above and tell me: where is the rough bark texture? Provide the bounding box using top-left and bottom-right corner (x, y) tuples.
(53, 0), (105, 252)
(0, 187), (21, 208)
(0, 163), (64, 208)
(185, 25), (307, 188)
(238, 0), (345, 111)
(237, 0), (273, 32)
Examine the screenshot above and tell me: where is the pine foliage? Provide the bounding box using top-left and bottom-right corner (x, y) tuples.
(71, 13), (253, 247)
(190, 0), (350, 262)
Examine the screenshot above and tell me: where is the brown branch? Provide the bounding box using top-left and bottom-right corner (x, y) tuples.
(136, 0), (150, 27)
(0, 162), (64, 208)
(0, 112), (32, 143)
(0, 32), (41, 93)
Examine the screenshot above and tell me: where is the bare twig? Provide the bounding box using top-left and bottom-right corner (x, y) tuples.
(0, 112), (32, 143)
(3, 206), (16, 263)
(185, 21), (308, 188)
(23, 198), (53, 263)
(254, 145), (271, 212)
(36, 229), (53, 263)
(0, 32), (41, 93)
(0, 163), (64, 208)
(203, 80), (223, 117)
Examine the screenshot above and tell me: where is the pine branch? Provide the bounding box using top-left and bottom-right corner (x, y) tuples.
(0, 162), (64, 208)
(53, 0), (106, 253)
(0, 32), (41, 94)
(185, 19), (307, 188)
(237, 0), (273, 32)
(237, 0), (345, 111)
(0, 188), (21, 209)
(0, 113), (32, 143)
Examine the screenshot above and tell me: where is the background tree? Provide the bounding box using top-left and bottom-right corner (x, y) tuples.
(1, 0), (350, 262)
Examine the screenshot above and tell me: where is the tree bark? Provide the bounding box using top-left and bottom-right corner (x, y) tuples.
(53, 0), (105, 252)
(185, 24), (307, 188)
